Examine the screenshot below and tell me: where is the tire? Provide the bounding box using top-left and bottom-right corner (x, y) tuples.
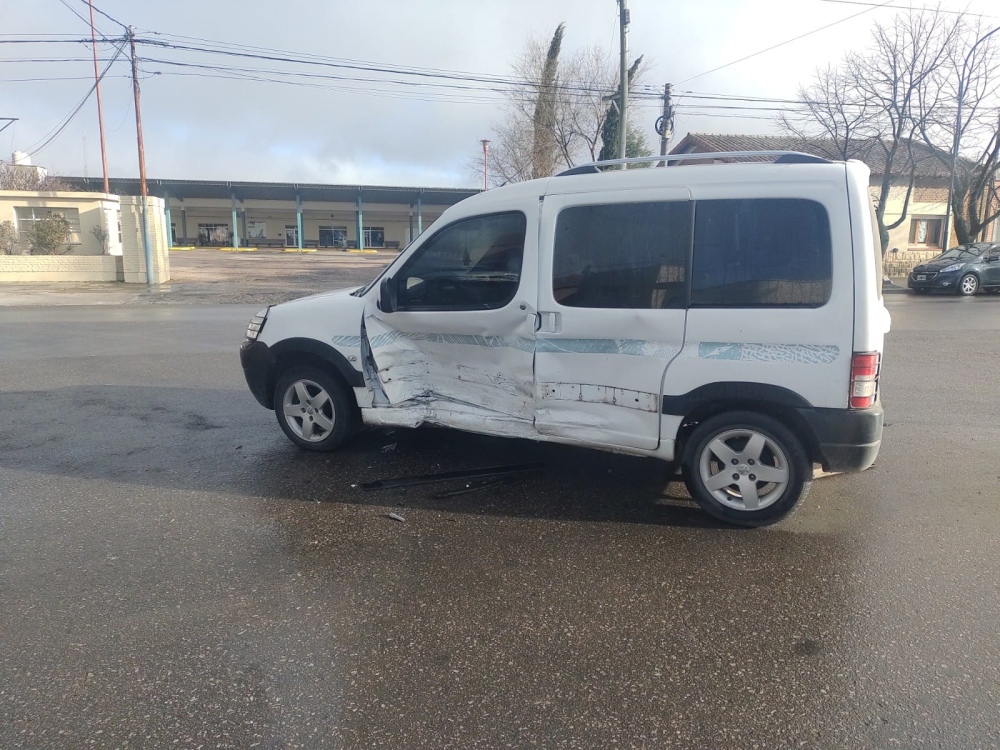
(682, 411), (811, 527)
(274, 366), (358, 451)
(958, 273), (979, 296)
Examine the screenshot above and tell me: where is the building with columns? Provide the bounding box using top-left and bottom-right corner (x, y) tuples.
(67, 177), (479, 251)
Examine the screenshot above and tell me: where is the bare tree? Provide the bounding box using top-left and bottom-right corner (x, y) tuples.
(780, 65), (877, 161)
(91, 223), (111, 254)
(0, 162), (73, 191)
(915, 16), (1000, 245)
(485, 26), (648, 185)
(952, 117), (1000, 242)
(781, 10), (961, 251)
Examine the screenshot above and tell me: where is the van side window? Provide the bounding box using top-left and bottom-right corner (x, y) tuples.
(396, 212), (526, 311)
(553, 201), (692, 309)
(692, 199), (832, 307)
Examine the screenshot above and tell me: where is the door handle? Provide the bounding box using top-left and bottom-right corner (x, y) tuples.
(538, 311), (561, 333)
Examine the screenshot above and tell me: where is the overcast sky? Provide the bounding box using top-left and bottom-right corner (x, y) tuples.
(2, 0), (996, 188)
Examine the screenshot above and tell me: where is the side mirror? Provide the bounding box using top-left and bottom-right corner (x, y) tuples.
(379, 276), (398, 313)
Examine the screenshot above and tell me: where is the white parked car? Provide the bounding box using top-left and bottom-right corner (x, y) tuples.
(241, 152), (890, 526)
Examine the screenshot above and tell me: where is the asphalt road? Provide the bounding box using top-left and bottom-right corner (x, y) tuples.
(1, 294), (998, 749)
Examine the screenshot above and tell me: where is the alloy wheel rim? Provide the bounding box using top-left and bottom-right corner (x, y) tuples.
(698, 428), (790, 512)
(962, 276), (978, 294)
(281, 379), (335, 441)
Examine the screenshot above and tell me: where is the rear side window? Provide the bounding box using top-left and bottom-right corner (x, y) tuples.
(553, 201), (692, 309)
(691, 199), (832, 307)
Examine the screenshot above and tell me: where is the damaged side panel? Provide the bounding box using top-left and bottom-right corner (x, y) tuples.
(360, 309), (537, 436)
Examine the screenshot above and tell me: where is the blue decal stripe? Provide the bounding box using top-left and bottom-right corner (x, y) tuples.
(343, 330), (679, 358)
(698, 342), (839, 365)
(536, 339), (679, 358)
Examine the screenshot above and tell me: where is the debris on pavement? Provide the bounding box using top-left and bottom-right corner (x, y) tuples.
(432, 476), (506, 499)
(361, 462), (545, 491)
(387, 512), (406, 523)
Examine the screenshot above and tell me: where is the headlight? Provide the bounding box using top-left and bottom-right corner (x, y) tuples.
(940, 263), (964, 273)
(245, 307), (269, 340)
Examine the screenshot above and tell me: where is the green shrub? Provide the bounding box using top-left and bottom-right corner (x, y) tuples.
(26, 214), (71, 255)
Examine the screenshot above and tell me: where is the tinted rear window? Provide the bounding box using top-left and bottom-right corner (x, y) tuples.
(553, 201), (692, 309)
(691, 199), (832, 307)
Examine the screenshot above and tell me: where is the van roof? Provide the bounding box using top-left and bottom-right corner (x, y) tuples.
(450, 151), (868, 216)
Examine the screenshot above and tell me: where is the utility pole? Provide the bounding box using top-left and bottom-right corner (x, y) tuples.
(88, 0), (109, 194)
(480, 139), (490, 191)
(128, 26), (154, 284)
(618, 0), (629, 170)
(656, 83), (674, 166)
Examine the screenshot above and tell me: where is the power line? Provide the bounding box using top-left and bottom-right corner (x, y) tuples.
(26, 38), (127, 157)
(57, 0), (102, 34)
(76, 0), (128, 30)
(818, 0), (998, 19)
(135, 35), (640, 99)
(678, 0), (897, 84)
(0, 38), (98, 44)
(0, 57), (114, 63)
(1, 75), (119, 83)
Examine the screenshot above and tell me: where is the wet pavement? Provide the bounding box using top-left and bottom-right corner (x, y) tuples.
(1, 293), (999, 748)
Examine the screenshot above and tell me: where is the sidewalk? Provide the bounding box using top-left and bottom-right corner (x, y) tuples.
(0, 273), (910, 307)
(883, 276), (909, 294)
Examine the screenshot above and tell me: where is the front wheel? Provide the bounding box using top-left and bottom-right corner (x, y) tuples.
(274, 366), (358, 451)
(682, 412), (811, 527)
(958, 273), (979, 296)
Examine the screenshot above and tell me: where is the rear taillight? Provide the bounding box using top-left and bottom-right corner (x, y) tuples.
(850, 352), (880, 409)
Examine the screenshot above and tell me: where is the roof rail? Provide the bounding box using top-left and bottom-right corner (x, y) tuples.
(556, 150), (830, 176)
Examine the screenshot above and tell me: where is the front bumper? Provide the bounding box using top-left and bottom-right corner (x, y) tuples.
(908, 271), (958, 291)
(240, 339), (275, 409)
(796, 402), (884, 472)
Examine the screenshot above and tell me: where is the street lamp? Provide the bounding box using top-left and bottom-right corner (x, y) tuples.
(943, 24), (1000, 248)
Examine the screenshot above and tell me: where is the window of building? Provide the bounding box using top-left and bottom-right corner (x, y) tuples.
(319, 225), (348, 247)
(198, 223), (230, 246)
(909, 217), (942, 247)
(363, 226), (385, 248)
(395, 212), (526, 310)
(553, 201), (692, 309)
(14, 207), (82, 244)
(247, 221), (266, 240)
(284, 225), (299, 247)
(691, 199), (832, 308)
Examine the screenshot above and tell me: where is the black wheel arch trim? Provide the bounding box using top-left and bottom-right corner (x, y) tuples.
(241, 337), (363, 410)
(664, 382), (883, 473)
(662, 382), (813, 415)
(269, 338), (365, 389)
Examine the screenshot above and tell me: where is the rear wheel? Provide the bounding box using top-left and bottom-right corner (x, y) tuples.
(958, 273), (979, 296)
(274, 366), (358, 451)
(682, 412), (811, 527)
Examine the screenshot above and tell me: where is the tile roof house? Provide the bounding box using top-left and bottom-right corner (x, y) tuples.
(669, 133), (995, 254)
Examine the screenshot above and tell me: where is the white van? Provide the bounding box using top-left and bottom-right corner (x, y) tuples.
(241, 152), (890, 526)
